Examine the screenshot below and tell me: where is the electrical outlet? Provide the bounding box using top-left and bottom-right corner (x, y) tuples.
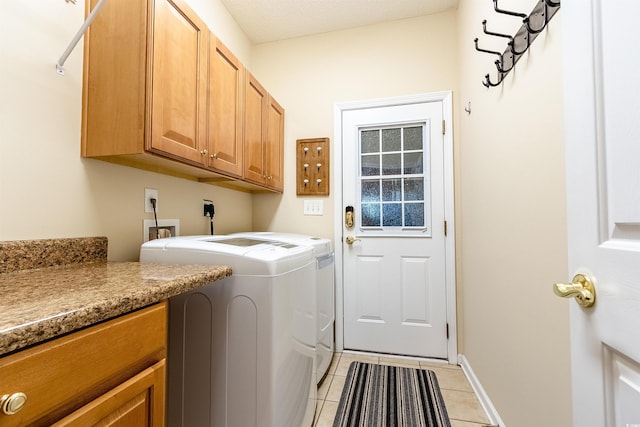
(144, 188), (158, 213)
(203, 201), (214, 217)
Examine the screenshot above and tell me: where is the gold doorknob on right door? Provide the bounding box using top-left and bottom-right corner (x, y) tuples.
(553, 273), (596, 308)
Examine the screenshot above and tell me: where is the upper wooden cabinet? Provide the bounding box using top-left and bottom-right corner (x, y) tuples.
(82, 0), (284, 192)
(149, 0), (208, 165)
(266, 96), (285, 191)
(243, 73), (284, 192)
(243, 73), (269, 186)
(207, 37), (244, 178)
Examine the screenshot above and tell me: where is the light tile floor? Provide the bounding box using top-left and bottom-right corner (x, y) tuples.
(313, 352), (493, 427)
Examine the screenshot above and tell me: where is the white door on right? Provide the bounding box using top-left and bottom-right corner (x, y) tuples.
(563, 1), (640, 426)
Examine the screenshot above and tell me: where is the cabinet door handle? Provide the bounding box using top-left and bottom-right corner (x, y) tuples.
(1, 392), (28, 415)
(200, 149), (208, 155)
(210, 153), (218, 159)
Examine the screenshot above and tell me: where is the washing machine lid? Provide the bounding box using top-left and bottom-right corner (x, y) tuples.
(140, 235), (315, 276)
(230, 232), (332, 257)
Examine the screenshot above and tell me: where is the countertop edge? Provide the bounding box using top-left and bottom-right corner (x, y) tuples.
(0, 265), (232, 357)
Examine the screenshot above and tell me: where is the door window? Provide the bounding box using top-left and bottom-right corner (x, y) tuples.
(358, 123), (430, 236)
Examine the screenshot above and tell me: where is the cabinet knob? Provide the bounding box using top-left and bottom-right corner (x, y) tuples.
(200, 149), (208, 155)
(1, 392), (28, 415)
(267, 175), (273, 180)
(210, 153), (218, 159)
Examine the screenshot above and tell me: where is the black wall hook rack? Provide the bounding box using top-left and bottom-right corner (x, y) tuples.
(474, 0), (560, 88)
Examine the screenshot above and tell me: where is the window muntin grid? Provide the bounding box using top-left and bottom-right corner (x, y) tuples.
(358, 124), (430, 234)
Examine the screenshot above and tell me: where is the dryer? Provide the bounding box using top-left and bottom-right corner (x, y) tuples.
(140, 235), (317, 427)
(231, 232), (335, 384)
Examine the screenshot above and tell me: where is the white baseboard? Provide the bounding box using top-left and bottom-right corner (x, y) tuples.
(458, 354), (506, 427)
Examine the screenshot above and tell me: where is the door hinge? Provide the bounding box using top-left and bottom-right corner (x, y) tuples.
(444, 220), (448, 236)
(442, 120), (446, 135)
(446, 323), (449, 340)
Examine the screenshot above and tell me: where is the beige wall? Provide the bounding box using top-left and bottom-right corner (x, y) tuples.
(456, 1), (571, 426)
(2, 1), (573, 425)
(249, 11), (460, 240)
(0, 0), (253, 261)
(251, 5), (572, 426)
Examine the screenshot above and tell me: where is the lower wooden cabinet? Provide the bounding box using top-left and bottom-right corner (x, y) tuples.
(52, 360), (165, 427)
(0, 303), (167, 427)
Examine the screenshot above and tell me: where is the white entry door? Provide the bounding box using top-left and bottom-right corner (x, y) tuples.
(339, 94), (454, 359)
(563, 2), (640, 426)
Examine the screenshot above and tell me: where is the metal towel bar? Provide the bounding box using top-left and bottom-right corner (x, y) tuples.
(56, 0), (110, 75)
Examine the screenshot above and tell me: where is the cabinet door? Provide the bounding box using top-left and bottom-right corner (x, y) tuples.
(266, 96), (284, 192)
(52, 360), (166, 427)
(208, 37), (244, 177)
(82, 0), (147, 157)
(149, 0), (208, 165)
(0, 304), (166, 427)
(243, 73), (268, 185)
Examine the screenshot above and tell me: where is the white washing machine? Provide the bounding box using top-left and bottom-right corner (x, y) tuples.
(140, 235), (317, 427)
(231, 232), (335, 384)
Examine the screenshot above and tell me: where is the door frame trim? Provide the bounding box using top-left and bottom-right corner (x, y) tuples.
(333, 91), (457, 364)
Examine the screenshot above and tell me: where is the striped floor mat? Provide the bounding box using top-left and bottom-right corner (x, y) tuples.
(333, 362), (451, 427)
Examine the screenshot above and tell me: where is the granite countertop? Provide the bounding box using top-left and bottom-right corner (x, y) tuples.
(0, 237), (232, 356)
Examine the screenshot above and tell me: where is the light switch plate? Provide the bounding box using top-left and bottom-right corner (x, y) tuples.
(303, 200), (323, 216)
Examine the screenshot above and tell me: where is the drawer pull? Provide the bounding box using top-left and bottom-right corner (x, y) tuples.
(1, 392), (27, 415)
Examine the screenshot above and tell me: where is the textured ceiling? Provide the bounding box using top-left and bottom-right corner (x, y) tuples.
(220, 0), (459, 44)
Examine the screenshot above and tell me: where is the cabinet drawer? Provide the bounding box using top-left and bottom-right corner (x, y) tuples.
(0, 302), (167, 427)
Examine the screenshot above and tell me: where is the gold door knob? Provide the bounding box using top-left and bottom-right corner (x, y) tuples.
(345, 236), (360, 245)
(553, 273), (596, 308)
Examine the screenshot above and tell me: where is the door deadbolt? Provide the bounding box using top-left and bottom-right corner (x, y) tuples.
(345, 206), (354, 228)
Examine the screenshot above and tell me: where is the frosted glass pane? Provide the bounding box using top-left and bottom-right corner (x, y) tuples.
(381, 153), (401, 175)
(359, 124), (429, 232)
(382, 128), (401, 152)
(362, 204), (380, 226)
(361, 154), (380, 176)
(361, 180), (380, 202)
(404, 178), (424, 201)
(404, 153), (423, 175)
(404, 127), (423, 150)
(383, 204), (402, 226)
(405, 203), (425, 227)
(361, 130), (379, 153)
(382, 179), (402, 201)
